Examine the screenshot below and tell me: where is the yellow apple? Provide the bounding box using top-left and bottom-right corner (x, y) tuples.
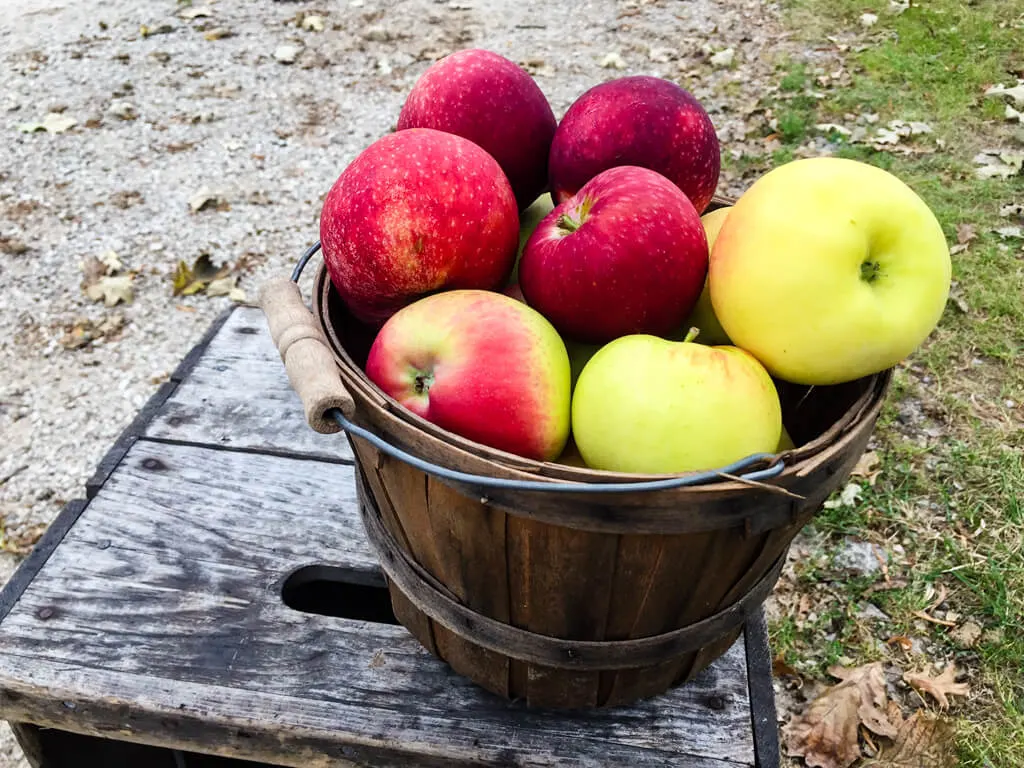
(778, 424), (796, 452)
(683, 206), (733, 346)
(571, 330), (782, 474)
(709, 157), (951, 385)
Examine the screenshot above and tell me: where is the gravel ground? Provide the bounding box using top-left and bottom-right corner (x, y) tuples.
(1, 0), (805, 764)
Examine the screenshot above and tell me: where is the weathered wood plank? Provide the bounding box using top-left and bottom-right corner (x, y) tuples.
(145, 307), (354, 462)
(0, 439), (756, 766)
(0, 651), (753, 768)
(73, 441), (381, 585)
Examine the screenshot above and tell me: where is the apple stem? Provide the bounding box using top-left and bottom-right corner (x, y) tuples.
(683, 327), (701, 344)
(557, 213), (582, 233)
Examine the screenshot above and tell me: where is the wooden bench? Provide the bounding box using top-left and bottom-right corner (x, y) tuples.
(0, 306), (781, 767)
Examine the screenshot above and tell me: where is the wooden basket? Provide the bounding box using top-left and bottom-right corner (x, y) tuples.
(260, 199), (890, 709)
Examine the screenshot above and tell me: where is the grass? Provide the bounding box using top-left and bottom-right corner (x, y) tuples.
(751, 0), (1024, 765)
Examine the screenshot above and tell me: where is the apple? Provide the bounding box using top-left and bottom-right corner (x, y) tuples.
(682, 206), (733, 346)
(778, 425), (796, 452)
(320, 128), (519, 325)
(507, 193), (555, 290)
(710, 157), (952, 385)
(518, 165), (708, 344)
(365, 289), (571, 462)
(548, 76), (720, 213)
(566, 339), (602, 393)
(571, 330), (782, 474)
(397, 49), (558, 210)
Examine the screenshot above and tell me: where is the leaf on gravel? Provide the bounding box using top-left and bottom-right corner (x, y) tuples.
(710, 48), (735, 68)
(784, 662), (900, 768)
(61, 313), (126, 350)
(984, 80), (1024, 108)
(108, 101), (137, 120)
(86, 275), (134, 306)
(0, 236), (29, 254)
(173, 254), (231, 296)
(204, 27), (234, 41)
(99, 249), (123, 272)
(862, 712), (956, 768)
(17, 112), (77, 134)
(851, 451), (882, 485)
(274, 44), (301, 65)
(0, 522), (47, 555)
(599, 52), (627, 70)
(180, 7), (213, 20)
(188, 186), (227, 213)
(302, 14), (326, 32)
(205, 276), (236, 296)
(903, 665), (969, 710)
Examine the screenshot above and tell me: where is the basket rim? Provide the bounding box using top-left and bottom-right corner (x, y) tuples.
(311, 262), (892, 491)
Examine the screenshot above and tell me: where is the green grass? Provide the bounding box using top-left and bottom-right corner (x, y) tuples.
(759, 0), (1024, 765)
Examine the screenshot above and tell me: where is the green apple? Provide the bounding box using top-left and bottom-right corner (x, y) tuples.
(709, 157), (951, 385)
(571, 329), (782, 474)
(565, 338), (602, 393)
(683, 206), (733, 346)
(509, 193), (555, 285)
(777, 424), (796, 452)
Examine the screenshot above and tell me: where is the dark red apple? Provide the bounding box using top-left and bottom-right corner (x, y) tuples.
(397, 49), (557, 210)
(548, 76), (720, 213)
(518, 165), (708, 344)
(320, 128), (519, 325)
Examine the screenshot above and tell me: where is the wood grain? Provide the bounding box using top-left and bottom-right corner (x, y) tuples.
(0, 441), (758, 766)
(145, 307), (353, 462)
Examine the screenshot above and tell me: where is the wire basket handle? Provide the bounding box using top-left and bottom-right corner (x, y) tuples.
(258, 242), (790, 495)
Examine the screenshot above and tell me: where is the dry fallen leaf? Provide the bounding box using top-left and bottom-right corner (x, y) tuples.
(302, 14), (326, 32)
(204, 28), (234, 41)
(784, 662), (900, 768)
(710, 48), (735, 68)
(86, 275), (134, 307)
(984, 80), (1024, 108)
(886, 635), (914, 652)
(173, 254), (232, 296)
(956, 223), (977, 245)
(180, 7), (213, 20)
(851, 451), (882, 485)
(824, 482), (862, 509)
(903, 665), (970, 710)
(863, 711), (956, 768)
(17, 112), (77, 134)
(949, 621), (982, 648)
(599, 52), (627, 70)
(188, 186), (228, 213)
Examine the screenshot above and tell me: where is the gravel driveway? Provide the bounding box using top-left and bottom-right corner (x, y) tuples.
(1, 0), (797, 763)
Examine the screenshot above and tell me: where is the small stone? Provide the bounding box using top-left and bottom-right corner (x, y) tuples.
(857, 602), (890, 622)
(709, 48), (735, 68)
(950, 621), (983, 648)
(302, 14), (326, 32)
(108, 101), (137, 120)
(860, 12), (879, 28)
(648, 47), (674, 63)
(363, 25), (392, 42)
(833, 538), (888, 577)
(274, 45), (301, 65)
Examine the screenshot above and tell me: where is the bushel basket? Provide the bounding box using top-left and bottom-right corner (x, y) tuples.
(260, 197), (891, 710)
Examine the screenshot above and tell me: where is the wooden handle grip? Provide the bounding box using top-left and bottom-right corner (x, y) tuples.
(259, 277), (356, 434)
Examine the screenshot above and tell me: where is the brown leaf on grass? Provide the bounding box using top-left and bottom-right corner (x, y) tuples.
(851, 451), (882, 485)
(956, 223), (977, 245)
(886, 635), (914, 652)
(863, 711), (956, 767)
(783, 662), (901, 768)
(903, 665), (970, 710)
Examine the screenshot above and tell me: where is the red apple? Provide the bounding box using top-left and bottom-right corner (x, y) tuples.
(548, 76), (720, 213)
(365, 290), (571, 461)
(518, 165), (708, 344)
(320, 128), (519, 325)
(397, 49), (557, 211)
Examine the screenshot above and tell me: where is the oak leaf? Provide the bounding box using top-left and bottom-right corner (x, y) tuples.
(863, 711), (956, 767)
(903, 665), (969, 710)
(784, 662), (900, 768)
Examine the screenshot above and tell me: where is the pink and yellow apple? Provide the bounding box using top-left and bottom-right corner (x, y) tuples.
(518, 165), (708, 344)
(397, 49), (558, 211)
(710, 157), (952, 385)
(320, 128), (518, 325)
(548, 76), (720, 213)
(682, 205), (732, 346)
(571, 330), (782, 474)
(365, 289), (571, 462)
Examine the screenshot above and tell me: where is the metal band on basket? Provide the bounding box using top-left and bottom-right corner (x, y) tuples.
(355, 465), (786, 671)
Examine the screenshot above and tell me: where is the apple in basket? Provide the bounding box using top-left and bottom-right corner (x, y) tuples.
(571, 330), (783, 474)
(548, 75), (721, 214)
(365, 290), (571, 462)
(320, 128), (519, 325)
(518, 165), (708, 344)
(681, 206), (733, 347)
(710, 157), (952, 385)
(397, 48), (558, 211)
